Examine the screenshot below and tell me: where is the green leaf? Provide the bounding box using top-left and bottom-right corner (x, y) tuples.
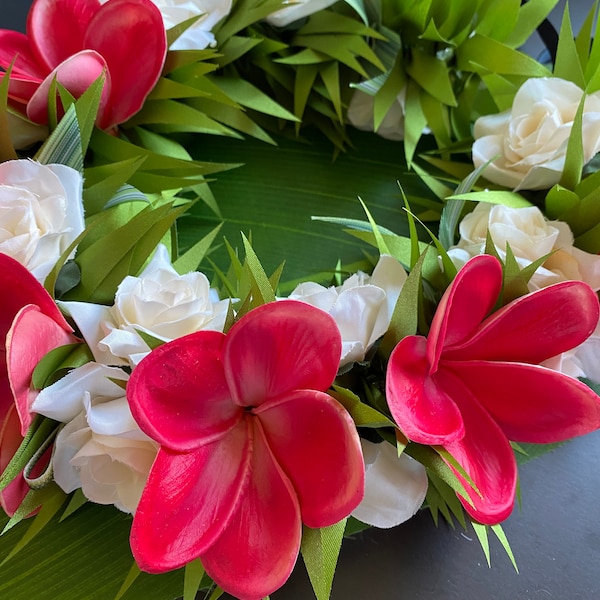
(241, 233), (276, 307)
(114, 562), (141, 600)
(0, 418), (58, 494)
(31, 343), (91, 390)
(458, 33), (552, 77)
(69, 201), (189, 304)
(505, 0), (560, 48)
(574, 1), (597, 76)
(178, 131), (433, 286)
(406, 49), (457, 107)
(215, 77), (299, 121)
(183, 560), (205, 600)
(301, 520), (347, 600)
(471, 521), (491, 566)
(446, 190), (532, 207)
(0, 65), (19, 162)
(0, 503), (185, 599)
(84, 157), (148, 215)
(403, 79), (428, 166)
(166, 14), (203, 48)
(173, 224), (223, 274)
(559, 93), (585, 190)
(553, 5), (585, 87)
(330, 386), (396, 428)
(379, 248), (427, 358)
(35, 104), (82, 171)
(2, 485), (67, 558)
(427, 471), (467, 528)
(405, 444), (473, 505)
(491, 523), (518, 572)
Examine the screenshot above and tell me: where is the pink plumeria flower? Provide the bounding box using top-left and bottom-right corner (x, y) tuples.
(127, 300), (364, 599)
(386, 254), (600, 525)
(0, 253), (77, 515)
(0, 0), (167, 131)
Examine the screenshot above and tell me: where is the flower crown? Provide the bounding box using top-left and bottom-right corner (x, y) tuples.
(0, 1), (599, 599)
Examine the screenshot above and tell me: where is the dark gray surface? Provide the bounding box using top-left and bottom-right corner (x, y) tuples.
(271, 432), (600, 600)
(2, 2), (600, 599)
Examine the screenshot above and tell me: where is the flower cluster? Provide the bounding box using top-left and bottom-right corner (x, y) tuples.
(1, 1), (600, 600)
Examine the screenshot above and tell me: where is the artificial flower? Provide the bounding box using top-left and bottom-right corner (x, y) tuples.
(0, 253), (76, 514)
(351, 439), (428, 529)
(472, 77), (600, 190)
(386, 254), (600, 524)
(127, 300), (364, 599)
(0, 158), (84, 284)
(266, 0), (338, 28)
(32, 362), (158, 514)
(289, 254), (406, 368)
(347, 88), (407, 141)
(61, 244), (230, 366)
(0, 0), (167, 130)
(448, 202), (600, 291)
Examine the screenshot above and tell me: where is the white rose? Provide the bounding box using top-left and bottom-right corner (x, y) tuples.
(448, 202), (600, 291)
(543, 317), (600, 385)
(0, 159), (84, 284)
(351, 439), (428, 528)
(347, 88), (406, 141)
(472, 77), (600, 190)
(61, 244), (230, 366)
(266, 0), (338, 28)
(573, 319), (600, 385)
(288, 254), (407, 368)
(31, 363), (158, 514)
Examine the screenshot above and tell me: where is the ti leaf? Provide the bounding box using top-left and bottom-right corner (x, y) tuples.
(301, 520), (347, 600)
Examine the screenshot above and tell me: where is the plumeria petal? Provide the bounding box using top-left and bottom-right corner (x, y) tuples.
(127, 330), (241, 452)
(445, 361), (600, 443)
(224, 301), (341, 407)
(387, 335), (464, 445)
(0, 253), (70, 335)
(131, 419), (251, 572)
(26, 50), (110, 124)
(0, 406), (29, 516)
(438, 369), (518, 524)
(257, 389), (364, 527)
(7, 305), (76, 435)
(0, 253), (71, 416)
(444, 280), (600, 364)
(200, 419), (301, 600)
(28, 0), (100, 71)
(0, 30), (46, 78)
(427, 254), (502, 370)
(84, 0), (167, 129)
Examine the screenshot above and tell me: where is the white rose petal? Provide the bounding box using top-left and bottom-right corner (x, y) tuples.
(347, 88), (407, 141)
(574, 319), (600, 385)
(61, 244), (230, 366)
(289, 254), (407, 368)
(351, 439), (428, 528)
(448, 202), (600, 291)
(266, 0), (338, 28)
(0, 159), (84, 284)
(39, 362), (158, 514)
(473, 77), (600, 190)
(32, 363), (129, 423)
